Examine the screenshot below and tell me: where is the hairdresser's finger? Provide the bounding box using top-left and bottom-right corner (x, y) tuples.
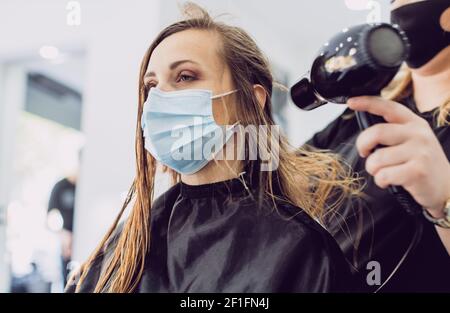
(347, 96), (420, 124)
(365, 143), (411, 176)
(373, 161), (419, 190)
(356, 123), (410, 158)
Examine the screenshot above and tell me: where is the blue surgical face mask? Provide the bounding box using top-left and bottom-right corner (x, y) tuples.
(141, 87), (239, 175)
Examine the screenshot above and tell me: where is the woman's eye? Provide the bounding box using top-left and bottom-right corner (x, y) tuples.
(178, 74), (196, 83)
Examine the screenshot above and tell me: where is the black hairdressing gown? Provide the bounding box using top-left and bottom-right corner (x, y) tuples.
(65, 170), (353, 293)
(306, 95), (450, 292)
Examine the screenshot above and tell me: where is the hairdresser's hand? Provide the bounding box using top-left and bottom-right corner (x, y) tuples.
(348, 96), (450, 217)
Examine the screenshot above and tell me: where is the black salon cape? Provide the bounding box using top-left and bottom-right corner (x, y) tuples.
(306, 96), (450, 292)
(65, 174), (353, 293)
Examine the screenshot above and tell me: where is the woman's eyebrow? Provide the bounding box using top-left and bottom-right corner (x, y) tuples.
(145, 59), (200, 78)
(169, 59), (200, 70)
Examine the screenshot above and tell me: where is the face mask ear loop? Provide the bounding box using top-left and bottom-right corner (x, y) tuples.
(211, 89), (239, 100)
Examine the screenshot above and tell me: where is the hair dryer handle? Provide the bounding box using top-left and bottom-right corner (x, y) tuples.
(355, 111), (422, 216)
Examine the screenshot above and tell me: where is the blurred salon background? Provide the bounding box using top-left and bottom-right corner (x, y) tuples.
(0, 0), (390, 292)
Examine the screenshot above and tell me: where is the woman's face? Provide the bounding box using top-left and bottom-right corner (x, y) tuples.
(144, 29), (237, 125)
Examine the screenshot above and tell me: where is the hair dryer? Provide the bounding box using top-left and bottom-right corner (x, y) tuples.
(291, 23), (422, 215)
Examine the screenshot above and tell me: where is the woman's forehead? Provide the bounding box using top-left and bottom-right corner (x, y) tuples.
(147, 29), (222, 74)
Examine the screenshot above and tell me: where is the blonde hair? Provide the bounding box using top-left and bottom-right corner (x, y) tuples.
(382, 65), (450, 127)
(69, 2), (361, 293)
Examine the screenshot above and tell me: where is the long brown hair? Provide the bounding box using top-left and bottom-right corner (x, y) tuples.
(70, 2), (360, 293)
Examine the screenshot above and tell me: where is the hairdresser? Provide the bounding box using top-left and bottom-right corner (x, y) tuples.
(306, 0), (450, 292)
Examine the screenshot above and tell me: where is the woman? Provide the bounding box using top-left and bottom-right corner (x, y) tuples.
(307, 0), (450, 292)
(65, 3), (360, 293)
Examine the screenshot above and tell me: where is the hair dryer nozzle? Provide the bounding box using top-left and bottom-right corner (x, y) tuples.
(290, 78), (327, 111)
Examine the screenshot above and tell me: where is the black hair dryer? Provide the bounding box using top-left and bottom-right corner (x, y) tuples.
(291, 23), (422, 216)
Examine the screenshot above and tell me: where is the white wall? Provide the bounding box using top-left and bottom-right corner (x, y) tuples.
(0, 0), (162, 264)
(74, 4), (164, 263)
(66, 1), (163, 263)
(0, 65), (27, 292)
(0, 64), (6, 293)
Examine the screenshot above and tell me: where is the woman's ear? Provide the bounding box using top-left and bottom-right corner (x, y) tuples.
(253, 84), (267, 110)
